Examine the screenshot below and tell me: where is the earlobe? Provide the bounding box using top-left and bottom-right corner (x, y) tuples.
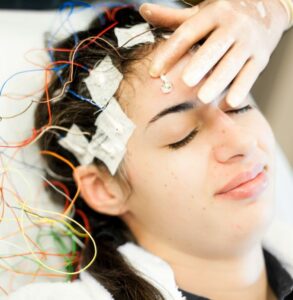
(73, 165), (129, 216)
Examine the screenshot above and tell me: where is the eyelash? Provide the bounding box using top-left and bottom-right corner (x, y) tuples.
(168, 105), (253, 150)
(225, 104), (253, 114)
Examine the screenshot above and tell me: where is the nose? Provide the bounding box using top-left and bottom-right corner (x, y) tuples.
(211, 112), (258, 164)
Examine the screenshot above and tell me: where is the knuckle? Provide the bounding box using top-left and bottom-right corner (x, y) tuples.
(175, 23), (196, 43)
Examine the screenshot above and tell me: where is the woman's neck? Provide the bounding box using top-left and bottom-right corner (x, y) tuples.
(139, 239), (274, 300)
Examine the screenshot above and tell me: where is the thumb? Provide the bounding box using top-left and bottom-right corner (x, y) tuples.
(139, 3), (199, 28)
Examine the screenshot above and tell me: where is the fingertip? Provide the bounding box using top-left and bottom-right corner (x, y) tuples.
(149, 69), (159, 77)
(182, 72), (201, 88)
(139, 3), (151, 10)
(139, 4), (153, 19)
(198, 88), (213, 104)
(149, 53), (165, 77)
(149, 66), (161, 77)
(191, 5), (200, 14)
(226, 94), (242, 108)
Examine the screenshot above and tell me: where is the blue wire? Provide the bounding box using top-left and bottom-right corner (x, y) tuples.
(48, 1), (129, 55)
(67, 89), (101, 109)
(47, 2), (93, 84)
(0, 135), (43, 171)
(0, 65), (68, 97)
(0, 151), (44, 171)
(1, 2), (128, 110)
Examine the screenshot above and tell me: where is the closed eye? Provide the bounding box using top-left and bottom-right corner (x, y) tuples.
(167, 105), (254, 150)
(226, 104), (253, 114)
(168, 128), (198, 150)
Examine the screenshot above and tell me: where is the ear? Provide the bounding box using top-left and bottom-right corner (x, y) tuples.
(73, 165), (129, 216)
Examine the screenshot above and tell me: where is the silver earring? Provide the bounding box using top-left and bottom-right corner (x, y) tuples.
(160, 75), (173, 94)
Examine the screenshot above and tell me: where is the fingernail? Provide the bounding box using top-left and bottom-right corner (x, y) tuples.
(139, 4), (153, 18)
(198, 88), (214, 104)
(141, 9), (152, 18)
(182, 72), (202, 87)
(227, 96), (242, 108)
(149, 64), (162, 77)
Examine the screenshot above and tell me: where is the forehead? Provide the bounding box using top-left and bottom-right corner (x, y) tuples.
(119, 52), (201, 126)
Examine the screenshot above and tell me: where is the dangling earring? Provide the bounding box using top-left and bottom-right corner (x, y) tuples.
(160, 75), (173, 94)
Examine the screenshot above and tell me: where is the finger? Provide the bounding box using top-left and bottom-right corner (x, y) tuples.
(225, 58), (266, 108)
(139, 3), (197, 28)
(197, 43), (250, 103)
(149, 5), (216, 77)
(182, 28), (235, 87)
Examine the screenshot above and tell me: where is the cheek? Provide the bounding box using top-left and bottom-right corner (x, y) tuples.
(125, 134), (210, 205)
(124, 141), (214, 238)
(162, 146), (210, 197)
(253, 112), (276, 165)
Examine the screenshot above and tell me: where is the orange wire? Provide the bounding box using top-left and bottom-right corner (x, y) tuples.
(40, 151), (80, 217)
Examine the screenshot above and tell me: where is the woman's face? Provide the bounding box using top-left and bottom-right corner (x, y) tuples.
(119, 52), (276, 259)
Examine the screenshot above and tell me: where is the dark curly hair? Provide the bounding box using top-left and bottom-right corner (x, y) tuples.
(35, 3), (173, 300)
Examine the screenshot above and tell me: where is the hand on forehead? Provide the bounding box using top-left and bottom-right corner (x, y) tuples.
(122, 51), (235, 129)
(139, 0), (289, 107)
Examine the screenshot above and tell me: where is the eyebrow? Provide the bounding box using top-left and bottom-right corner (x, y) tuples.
(147, 101), (196, 128)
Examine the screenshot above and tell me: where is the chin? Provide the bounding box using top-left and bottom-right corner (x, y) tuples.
(233, 192), (275, 246)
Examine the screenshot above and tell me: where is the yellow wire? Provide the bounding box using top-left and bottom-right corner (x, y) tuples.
(0, 165), (97, 275)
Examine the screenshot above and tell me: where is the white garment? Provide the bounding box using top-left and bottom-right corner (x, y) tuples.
(6, 219), (293, 300)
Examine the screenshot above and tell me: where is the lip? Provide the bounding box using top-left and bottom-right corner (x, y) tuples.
(215, 164), (268, 200)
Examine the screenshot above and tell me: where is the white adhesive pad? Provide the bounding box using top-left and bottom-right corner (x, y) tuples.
(114, 23), (155, 48)
(84, 55), (123, 108)
(58, 98), (135, 175)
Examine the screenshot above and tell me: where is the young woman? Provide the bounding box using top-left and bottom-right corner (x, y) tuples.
(8, 4), (293, 300)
